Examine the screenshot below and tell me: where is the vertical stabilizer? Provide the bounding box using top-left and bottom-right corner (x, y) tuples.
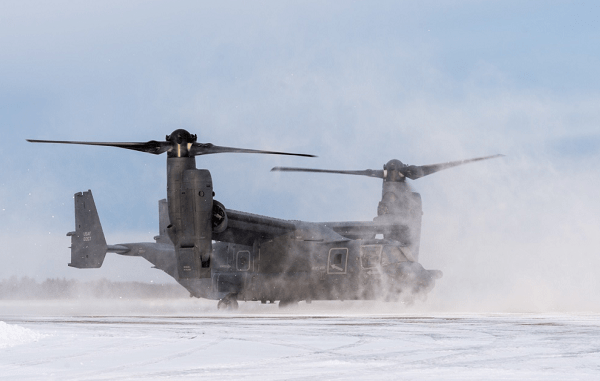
(154, 199), (173, 244)
(67, 190), (107, 268)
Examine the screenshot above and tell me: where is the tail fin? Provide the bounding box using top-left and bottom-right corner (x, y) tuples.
(67, 190), (107, 268)
(154, 199), (173, 244)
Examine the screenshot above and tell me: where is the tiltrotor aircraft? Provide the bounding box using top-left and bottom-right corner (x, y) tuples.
(28, 129), (502, 309)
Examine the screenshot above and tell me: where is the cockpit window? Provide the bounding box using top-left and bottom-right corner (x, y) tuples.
(360, 245), (382, 268)
(381, 245), (408, 266)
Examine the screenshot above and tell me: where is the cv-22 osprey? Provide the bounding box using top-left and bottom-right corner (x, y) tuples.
(28, 129), (502, 309)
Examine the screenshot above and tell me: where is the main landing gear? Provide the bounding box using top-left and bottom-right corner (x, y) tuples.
(278, 299), (299, 308)
(217, 293), (238, 310)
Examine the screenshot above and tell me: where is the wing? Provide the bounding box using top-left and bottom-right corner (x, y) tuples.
(213, 209), (298, 246)
(320, 221), (402, 240)
(214, 212), (409, 245)
(213, 209), (356, 245)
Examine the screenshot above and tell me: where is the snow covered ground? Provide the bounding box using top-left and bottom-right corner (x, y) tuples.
(1, 300), (599, 380)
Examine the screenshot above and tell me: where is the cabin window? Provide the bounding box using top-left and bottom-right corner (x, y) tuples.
(327, 248), (348, 274)
(360, 245), (382, 268)
(236, 250), (250, 271)
(333, 253), (342, 265)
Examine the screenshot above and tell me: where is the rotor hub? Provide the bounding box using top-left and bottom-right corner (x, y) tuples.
(166, 129), (197, 145)
(383, 159), (406, 182)
(166, 129), (198, 158)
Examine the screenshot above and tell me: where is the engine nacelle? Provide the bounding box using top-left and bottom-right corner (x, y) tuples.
(167, 158), (214, 279)
(375, 181), (423, 261)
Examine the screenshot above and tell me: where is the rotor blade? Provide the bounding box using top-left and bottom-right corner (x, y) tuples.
(402, 154), (505, 180)
(191, 143), (316, 158)
(271, 167), (385, 178)
(26, 139), (171, 155)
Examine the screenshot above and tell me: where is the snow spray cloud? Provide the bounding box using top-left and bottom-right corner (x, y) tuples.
(259, 80), (600, 313)
(419, 148), (600, 313)
(299, 90), (600, 313)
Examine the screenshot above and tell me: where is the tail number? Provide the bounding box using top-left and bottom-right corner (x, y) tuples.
(83, 231), (92, 241)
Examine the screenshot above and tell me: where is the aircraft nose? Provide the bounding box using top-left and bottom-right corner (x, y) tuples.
(388, 261), (438, 283)
(428, 269), (443, 279)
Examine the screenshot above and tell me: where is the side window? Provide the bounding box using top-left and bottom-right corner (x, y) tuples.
(333, 253), (342, 265)
(327, 248), (348, 274)
(236, 250), (250, 271)
(360, 245), (382, 268)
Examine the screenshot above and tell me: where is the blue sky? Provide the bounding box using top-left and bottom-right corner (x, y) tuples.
(1, 1), (599, 309)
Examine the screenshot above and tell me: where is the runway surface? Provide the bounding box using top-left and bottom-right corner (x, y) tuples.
(1, 300), (599, 380)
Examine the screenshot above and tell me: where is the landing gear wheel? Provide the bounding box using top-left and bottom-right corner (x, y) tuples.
(278, 299), (298, 309)
(217, 293), (239, 310)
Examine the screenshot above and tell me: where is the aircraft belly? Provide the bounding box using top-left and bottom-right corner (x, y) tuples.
(177, 278), (215, 299)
